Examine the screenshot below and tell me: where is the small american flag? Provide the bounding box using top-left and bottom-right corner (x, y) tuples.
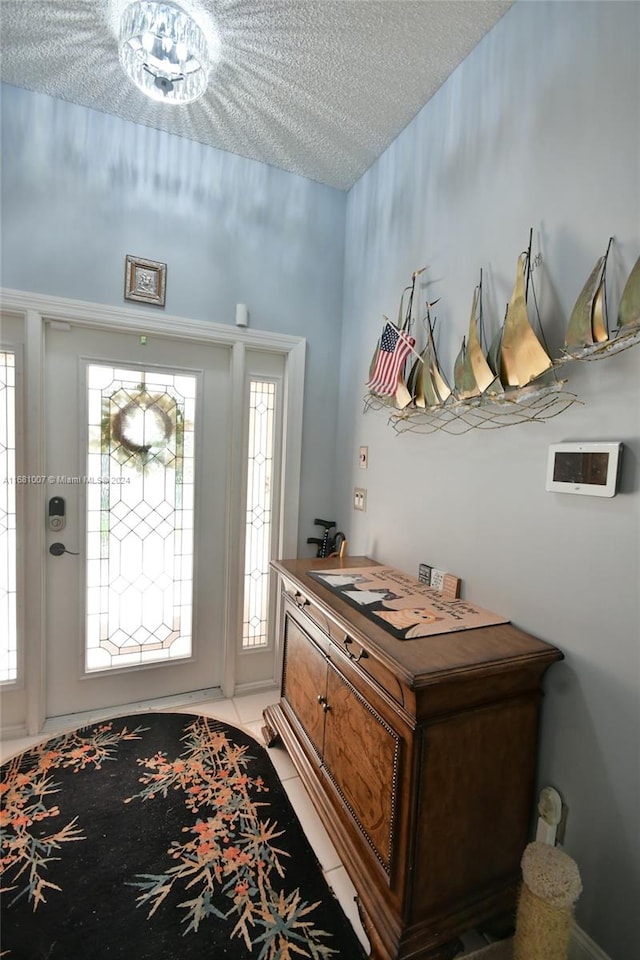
(366, 322), (415, 396)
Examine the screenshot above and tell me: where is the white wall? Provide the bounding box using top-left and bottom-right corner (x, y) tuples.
(339, 2), (639, 957)
(0, 84), (347, 546)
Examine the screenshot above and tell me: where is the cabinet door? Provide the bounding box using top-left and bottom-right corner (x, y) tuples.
(282, 612), (327, 758)
(322, 661), (400, 874)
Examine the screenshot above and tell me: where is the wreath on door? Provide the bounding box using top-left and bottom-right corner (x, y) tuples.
(106, 388), (182, 469)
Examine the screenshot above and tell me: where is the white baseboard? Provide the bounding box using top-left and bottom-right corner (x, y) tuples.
(0, 722), (28, 740)
(42, 686), (225, 733)
(570, 924), (612, 960)
(460, 923), (611, 960)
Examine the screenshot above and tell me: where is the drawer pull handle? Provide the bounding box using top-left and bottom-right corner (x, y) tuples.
(294, 591), (309, 608)
(343, 637), (368, 663)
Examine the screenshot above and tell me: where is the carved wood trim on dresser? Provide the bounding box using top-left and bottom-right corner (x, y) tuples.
(263, 556), (563, 960)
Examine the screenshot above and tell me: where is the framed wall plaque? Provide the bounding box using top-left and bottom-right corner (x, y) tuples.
(124, 255), (166, 306)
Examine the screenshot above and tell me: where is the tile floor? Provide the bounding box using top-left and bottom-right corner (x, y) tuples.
(1, 687), (490, 957)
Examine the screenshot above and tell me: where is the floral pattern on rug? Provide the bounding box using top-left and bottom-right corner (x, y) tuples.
(0, 722), (147, 911)
(1, 714), (365, 960)
(125, 715), (338, 959)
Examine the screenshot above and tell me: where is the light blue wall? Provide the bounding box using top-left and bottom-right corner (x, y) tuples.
(0, 82), (346, 545)
(2, 1), (639, 953)
(340, 2), (639, 956)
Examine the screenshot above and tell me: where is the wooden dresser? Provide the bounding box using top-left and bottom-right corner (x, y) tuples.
(263, 557), (563, 960)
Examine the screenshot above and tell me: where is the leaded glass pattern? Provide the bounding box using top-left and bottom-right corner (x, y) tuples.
(242, 380), (276, 650)
(0, 351), (17, 683)
(85, 365), (196, 672)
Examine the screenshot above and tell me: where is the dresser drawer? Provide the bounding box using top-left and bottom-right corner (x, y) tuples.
(326, 618), (406, 707)
(282, 593), (332, 660)
(284, 583), (407, 708)
(282, 584), (331, 636)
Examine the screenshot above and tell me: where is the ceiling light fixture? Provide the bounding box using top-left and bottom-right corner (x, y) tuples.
(119, 1), (210, 105)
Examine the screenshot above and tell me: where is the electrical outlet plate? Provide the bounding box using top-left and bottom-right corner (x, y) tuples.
(359, 445), (368, 469)
(535, 785), (564, 845)
(354, 487), (367, 511)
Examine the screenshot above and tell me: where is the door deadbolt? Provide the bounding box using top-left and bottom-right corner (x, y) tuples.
(48, 496), (66, 532)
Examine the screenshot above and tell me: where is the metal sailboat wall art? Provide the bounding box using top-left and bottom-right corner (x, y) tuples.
(563, 240), (640, 360)
(364, 229), (638, 436)
(365, 242), (573, 434)
(445, 228), (567, 416)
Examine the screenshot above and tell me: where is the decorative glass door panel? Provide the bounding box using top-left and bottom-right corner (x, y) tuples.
(242, 379), (276, 650)
(85, 364), (197, 673)
(0, 350), (17, 683)
(45, 325), (230, 718)
(0, 313), (27, 735)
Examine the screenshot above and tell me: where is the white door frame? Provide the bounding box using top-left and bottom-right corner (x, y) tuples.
(0, 288), (305, 736)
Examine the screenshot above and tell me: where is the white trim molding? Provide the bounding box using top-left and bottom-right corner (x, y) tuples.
(0, 288), (304, 354)
(0, 287), (306, 724)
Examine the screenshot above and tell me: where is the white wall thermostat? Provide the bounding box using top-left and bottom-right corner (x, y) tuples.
(546, 442), (623, 497)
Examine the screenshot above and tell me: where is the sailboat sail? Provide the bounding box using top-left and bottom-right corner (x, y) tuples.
(425, 306), (451, 406)
(407, 302), (451, 409)
(454, 337), (475, 399)
(500, 253), (553, 388)
(409, 347), (432, 408)
(562, 243), (640, 360)
(565, 240), (612, 351)
(565, 256), (606, 348)
(430, 358), (452, 404)
(617, 256), (640, 332)
(454, 281), (502, 399)
(486, 327), (503, 380)
(591, 278), (608, 343)
(456, 339), (483, 399)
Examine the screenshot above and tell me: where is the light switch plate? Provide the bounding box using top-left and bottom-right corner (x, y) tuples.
(354, 487), (367, 511)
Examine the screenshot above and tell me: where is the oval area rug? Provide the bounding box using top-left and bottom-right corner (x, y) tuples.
(0, 712), (367, 960)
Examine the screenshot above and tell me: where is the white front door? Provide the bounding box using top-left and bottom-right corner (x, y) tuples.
(45, 324), (230, 718)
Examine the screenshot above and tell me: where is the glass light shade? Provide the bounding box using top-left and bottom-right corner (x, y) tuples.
(119, 1), (210, 104)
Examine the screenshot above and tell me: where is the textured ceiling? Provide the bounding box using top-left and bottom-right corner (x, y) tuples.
(0, 0), (513, 190)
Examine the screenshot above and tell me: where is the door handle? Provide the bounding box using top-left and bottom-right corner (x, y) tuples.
(49, 542), (79, 556)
